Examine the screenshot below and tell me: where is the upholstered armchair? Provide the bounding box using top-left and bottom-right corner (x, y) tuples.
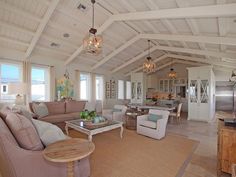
(102, 105), (127, 123)
(137, 109), (170, 140)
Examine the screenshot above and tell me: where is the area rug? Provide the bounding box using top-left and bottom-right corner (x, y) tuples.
(70, 129), (199, 177)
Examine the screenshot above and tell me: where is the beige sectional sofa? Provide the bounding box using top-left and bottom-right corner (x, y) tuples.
(29, 100), (86, 127)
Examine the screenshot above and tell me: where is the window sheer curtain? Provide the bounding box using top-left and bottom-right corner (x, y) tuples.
(23, 61), (31, 104)
(50, 66), (56, 101)
(75, 70), (80, 100)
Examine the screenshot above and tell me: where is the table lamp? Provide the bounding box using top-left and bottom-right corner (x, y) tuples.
(8, 83), (27, 105)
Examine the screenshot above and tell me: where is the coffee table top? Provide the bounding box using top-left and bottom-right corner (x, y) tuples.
(66, 119), (122, 131)
(43, 138), (95, 163)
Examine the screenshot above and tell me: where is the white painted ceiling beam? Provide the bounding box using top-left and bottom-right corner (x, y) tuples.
(0, 21), (35, 36)
(139, 34), (236, 46)
(92, 35), (140, 69)
(25, 0), (60, 58)
(167, 54), (236, 68)
(175, 0), (208, 55)
(125, 54), (168, 75)
(217, 0), (228, 52)
(114, 44), (235, 74)
(0, 36), (29, 47)
(157, 45), (236, 59)
(111, 4), (236, 21)
(0, 1), (42, 22)
(64, 3), (236, 65)
(92, 33), (236, 70)
(112, 50), (166, 73)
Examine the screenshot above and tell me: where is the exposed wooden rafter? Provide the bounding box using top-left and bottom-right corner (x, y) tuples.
(64, 3), (236, 65)
(24, 0), (60, 58)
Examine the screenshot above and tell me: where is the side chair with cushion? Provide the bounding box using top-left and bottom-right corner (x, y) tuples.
(102, 105), (127, 123)
(137, 109), (170, 140)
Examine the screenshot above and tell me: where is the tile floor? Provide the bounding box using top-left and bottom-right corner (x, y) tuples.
(167, 112), (231, 177)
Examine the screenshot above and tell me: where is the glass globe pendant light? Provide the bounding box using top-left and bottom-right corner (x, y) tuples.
(143, 40), (156, 73)
(83, 0), (102, 55)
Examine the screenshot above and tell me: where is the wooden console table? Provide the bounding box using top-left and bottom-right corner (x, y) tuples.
(218, 120), (236, 176)
(43, 138), (95, 177)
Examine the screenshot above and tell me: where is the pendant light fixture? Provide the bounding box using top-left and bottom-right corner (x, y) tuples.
(168, 60), (177, 79)
(143, 40), (156, 73)
(83, 0), (102, 55)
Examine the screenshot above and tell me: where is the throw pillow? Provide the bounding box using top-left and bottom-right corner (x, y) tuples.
(0, 106), (12, 120)
(113, 108), (122, 113)
(12, 106), (33, 120)
(32, 102), (49, 118)
(5, 113), (44, 151)
(148, 114), (163, 122)
(32, 119), (66, 146)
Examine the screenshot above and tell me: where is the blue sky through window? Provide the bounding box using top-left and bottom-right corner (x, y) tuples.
(31, 68), (45, 82)
(1, 64), (20, 82)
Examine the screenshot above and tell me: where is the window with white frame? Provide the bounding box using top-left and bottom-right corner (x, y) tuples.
(126, 81), (131, 99)
(96, 75), (103, 100)
(0, 63), (22, 102)
(118, 80), (124, 100)
(31, 66), (50, 101)
(80, 73), (91, 100)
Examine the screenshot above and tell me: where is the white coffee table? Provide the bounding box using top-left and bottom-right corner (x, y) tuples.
(65, 119), (123, 141)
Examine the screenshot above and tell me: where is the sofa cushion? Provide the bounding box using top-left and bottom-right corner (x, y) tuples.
(40, 114), (76, 124)
(32, 102), (49, 118)
(68, 112), (80, 119)
(5, 113), (44, 151)
(32, 119), (66, 146)
(139, 120), (157, 129)
(148, 114), (163, 122)
(65, 101), (86, 113)
(45, 102), (65, 115)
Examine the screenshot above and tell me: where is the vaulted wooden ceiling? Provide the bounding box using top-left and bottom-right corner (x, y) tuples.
(0, 0), (236, 75)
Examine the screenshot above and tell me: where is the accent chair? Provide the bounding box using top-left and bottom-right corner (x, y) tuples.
(137, 109), (170, 140)
(102, 105), (127, 123)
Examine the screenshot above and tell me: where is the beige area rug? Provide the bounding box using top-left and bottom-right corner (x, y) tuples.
(70, 129), (199, 177)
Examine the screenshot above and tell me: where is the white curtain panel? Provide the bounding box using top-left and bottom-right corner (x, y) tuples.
(75, 70), (80, 100)
(50, 66), (56, 101)
(23, 61), (31, 104)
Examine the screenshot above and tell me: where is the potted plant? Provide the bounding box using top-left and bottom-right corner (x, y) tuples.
(80, 110), (97, 121)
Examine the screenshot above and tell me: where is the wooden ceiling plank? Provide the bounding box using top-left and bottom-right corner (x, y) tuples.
(92, 35), (140, 69)
(217, 0), (229, 52)
(112, 48), (166, 73)
(25, 0), (60, 58)
(0, 1), (42, 22)
(140, 33), (236, 46)
(64, 3), (236, 65)
(112, 4), (236, 21)
(0, 36), (29, 47)
(0, 21), (35, 36)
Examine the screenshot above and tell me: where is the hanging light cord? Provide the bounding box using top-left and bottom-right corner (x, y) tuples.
(92, 0), (95, 29)
(148, 40), (151, 60)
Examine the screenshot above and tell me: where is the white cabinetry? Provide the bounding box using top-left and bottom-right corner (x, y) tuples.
(131, 72), (146, 104)
(159, 78), (187, 93)
(187, 66), (215, 122)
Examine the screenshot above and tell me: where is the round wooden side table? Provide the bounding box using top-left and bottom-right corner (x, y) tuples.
(125, 112), (141, 130)
(43, 138), (95, 177)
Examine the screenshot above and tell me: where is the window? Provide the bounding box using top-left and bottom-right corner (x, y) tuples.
(96, 75), (103, 100)
(0, 63), (22, 102)
(31, 66), (50, 101)
(80, 73), (91, 100)
(118, 80), (124, 99)
(126, 81), (131, 99)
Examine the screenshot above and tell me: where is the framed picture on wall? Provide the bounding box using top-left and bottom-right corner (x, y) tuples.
(106, 91), (110, 99)
(111, 80), (116, 91)
(111, 91), (116, 99)
(106, 82), (110, 90)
